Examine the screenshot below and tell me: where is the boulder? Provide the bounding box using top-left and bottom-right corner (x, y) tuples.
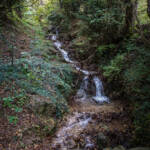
(113, 145), (126, 150)
(67, 139), (76, 149)
(97, 132), (107, 141)
(27, 95), (56, 115)
(97, 132), (107, 149)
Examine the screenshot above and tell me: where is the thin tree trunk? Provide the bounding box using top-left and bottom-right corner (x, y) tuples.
(132, 0), (138, 27)
(59, 0), (62, 8)
(147, 0), (150, 17)
(125, 0), (133, 32)
(11, 48), (14, 66)
(123, 0), (137, 34)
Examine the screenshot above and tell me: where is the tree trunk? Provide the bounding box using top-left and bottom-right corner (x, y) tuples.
(123, 0), (137, 34)
(125, 0), (133, 32)
(147, 0), (150, 17)
(59, 0), (62, 8)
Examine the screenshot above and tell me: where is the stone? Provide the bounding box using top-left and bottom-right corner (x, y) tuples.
(97, 132), (107, 149)
(128, 148), (150, 150)
(113, 145), (126, 150)
(67, 139), (76, 149)
(103, 148), (113, 150)
(97, 132), (107, 141)
(27, 95), (56, 115)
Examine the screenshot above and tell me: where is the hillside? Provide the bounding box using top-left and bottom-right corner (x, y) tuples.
(0, 0), (150, 149)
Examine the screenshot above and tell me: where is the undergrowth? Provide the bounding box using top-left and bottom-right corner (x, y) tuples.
(0, 22), (74, 124)
(47, 0), (150, 146)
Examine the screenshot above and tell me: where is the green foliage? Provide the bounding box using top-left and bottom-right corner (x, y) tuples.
(0, 0), (149, 146)
(48, 10), (70, 32)
(138, 0), (150, 24)
(48, 11), (65, 25)
(76, 0), (125, 42)
(49, 0), (129, 63)
(133, 101), (150, 146)
(0, 29), (74, 120)
(1, 91), (27, 112)
(0, 0), (24, 22)
(100, 35), (150, 146)
(2, 97), (14, 108)
(23, 0), (57, 26)
(103, 54), (126, 82)
(97, 44), (116, 56)
(8, 116), (18, 125)
(62, 0), (80, 16)
(123, 39), (150, 101)
(49, 0), (126, 42)
(48, 0), (150, 146)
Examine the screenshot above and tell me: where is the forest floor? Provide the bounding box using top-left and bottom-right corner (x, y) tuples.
(0, 27), (55, 150)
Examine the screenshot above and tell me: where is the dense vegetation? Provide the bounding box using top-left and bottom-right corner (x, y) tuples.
(48, 0), (150, 146)
(0, 0), (150, 148)
(0, 0), (75, 129)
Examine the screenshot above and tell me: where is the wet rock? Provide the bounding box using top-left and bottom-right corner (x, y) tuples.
(128, 148), (150, 150)
(103, 148), (113, 150)
(85, 136), (95, 150)
(85, 143), (95, 150)
(97, 132), (107, 141)
(39, 117), (55, 133)
(67, 139), (76, 149)
(97, 132), (107, 149)
(113, 145), (126, 150)
(27, 95), (55, 115)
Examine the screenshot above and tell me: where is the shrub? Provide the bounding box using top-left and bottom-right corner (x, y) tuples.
(103, 53), (126, 82)
(133, 101), (150, 146)
(0, 31), (74, 121)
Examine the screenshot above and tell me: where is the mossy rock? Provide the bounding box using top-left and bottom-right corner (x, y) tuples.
(27, 95), (56, 116)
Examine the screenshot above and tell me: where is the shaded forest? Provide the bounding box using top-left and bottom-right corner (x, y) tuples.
(0, 0), (150, 149)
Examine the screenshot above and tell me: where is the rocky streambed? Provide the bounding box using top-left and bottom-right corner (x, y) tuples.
(50, 101), (132, 149)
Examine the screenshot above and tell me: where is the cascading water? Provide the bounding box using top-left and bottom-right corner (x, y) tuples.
(49, 31), (130, 150)
(50, 33), (110, 149)
(51, 34), (109, 104)
(77, 76), (89, 100)
(93, 76), (109, 103)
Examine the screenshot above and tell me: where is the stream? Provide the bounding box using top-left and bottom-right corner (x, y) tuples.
(50, 34), (124, 150)
(52, 34), (109, 104)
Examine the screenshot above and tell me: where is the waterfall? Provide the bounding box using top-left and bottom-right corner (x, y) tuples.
(51, 34), (109, 104)
(77, 76), (89, 100)
(92, 76), (109, 103)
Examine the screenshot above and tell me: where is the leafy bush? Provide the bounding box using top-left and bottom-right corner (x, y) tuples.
(0, 0), (24, 22)
(0, 31), (74, 121)
(100, 35), (150, 146)
(103, 53), (126, 82)
(48, 10), (70, 32)
(75, 0), (126, 42)
(8, 116), (18, 125)
(122, 39), (150, 101)
(133, 101), (150, 146)
(62, 0), (80, 16)
(48, 0), (150, 146)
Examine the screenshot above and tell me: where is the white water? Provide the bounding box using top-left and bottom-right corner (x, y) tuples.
(77, 76), (89, 100)
(51, 34), (109, 103)
(52, 112), (91, 149)
(50, 34), (110, 149)
(93, 76), (109, 103)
